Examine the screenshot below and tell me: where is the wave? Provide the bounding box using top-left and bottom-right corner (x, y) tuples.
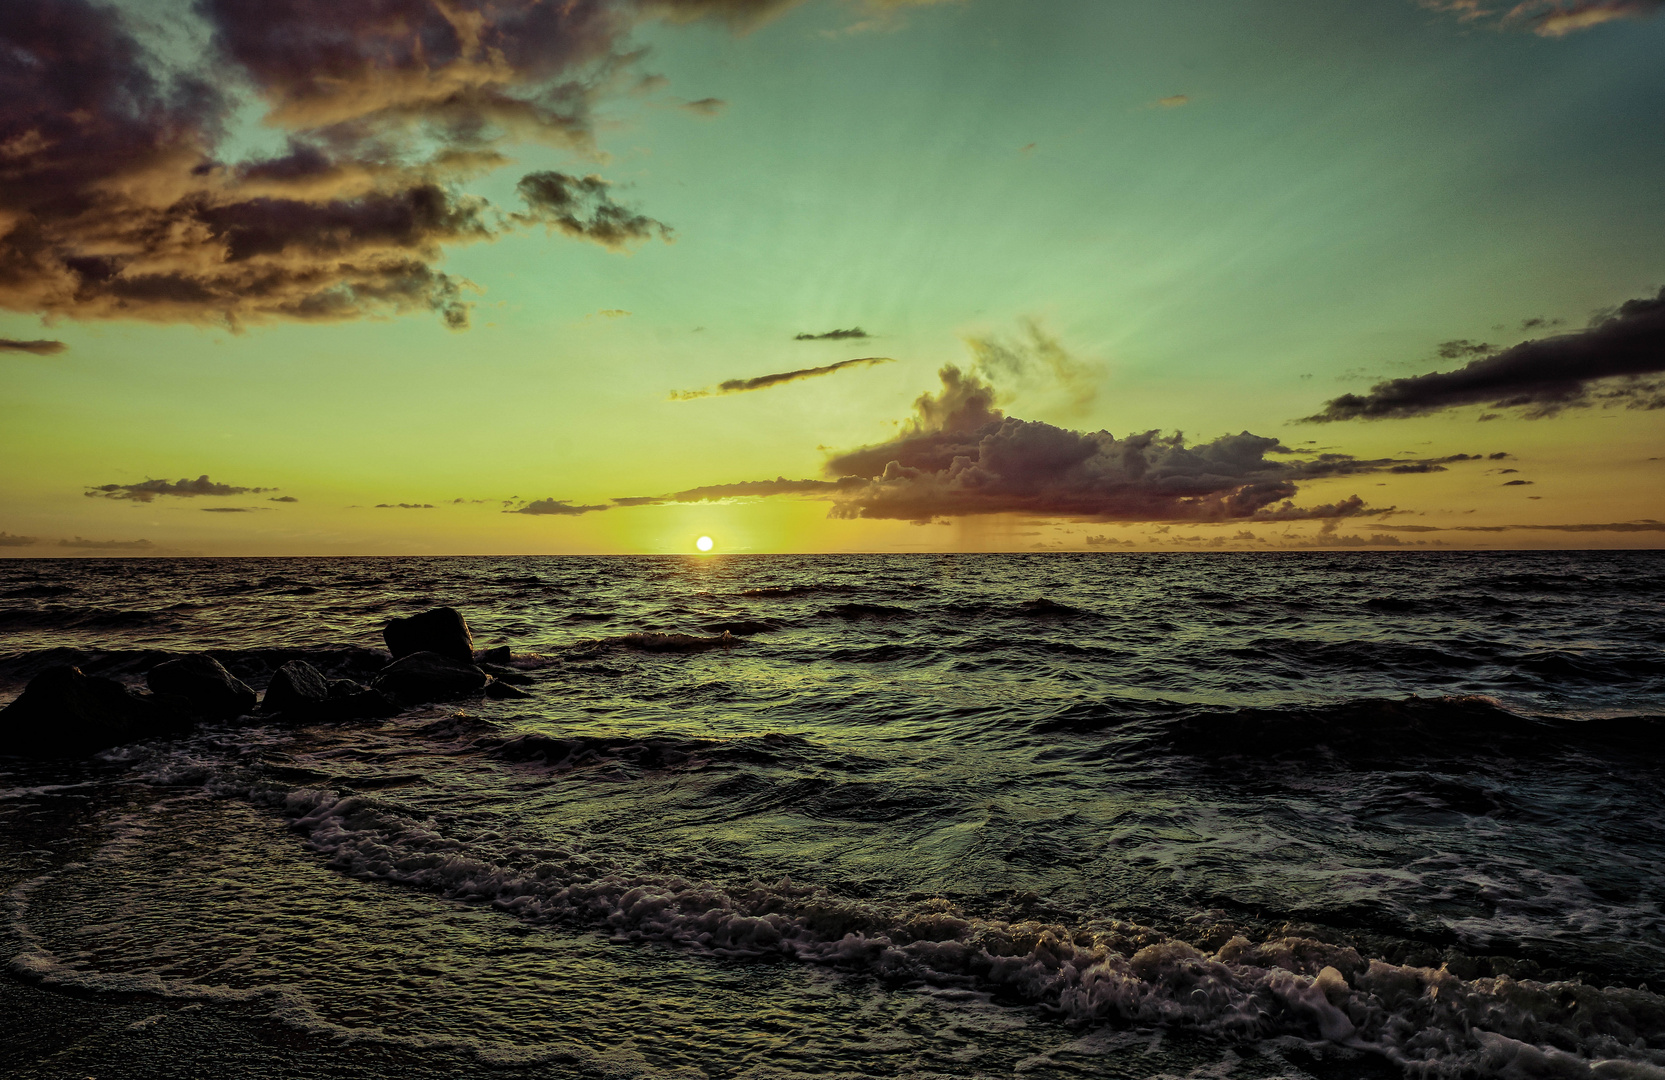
(0, 607), (184, 632)
(138, 772), (1659, 1079)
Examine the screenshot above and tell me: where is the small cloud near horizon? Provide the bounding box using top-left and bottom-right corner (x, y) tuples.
(1, 338), (66, 355)
(680, 98), (727, 117)
(1153, 94), (1191, 108)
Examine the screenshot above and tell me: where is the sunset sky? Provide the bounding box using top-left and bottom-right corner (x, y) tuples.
(2, 0), (1661, 555)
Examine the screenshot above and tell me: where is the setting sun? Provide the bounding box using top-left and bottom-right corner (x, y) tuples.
(695, 536), (714, 552)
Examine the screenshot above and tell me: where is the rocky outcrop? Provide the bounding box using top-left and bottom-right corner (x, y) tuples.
(0, 666), (181, 757)
(260, 660), (331, 716)
(372, 651), (488, 705)
(384, 607), (474, 665)
(147, 654), (257, 720)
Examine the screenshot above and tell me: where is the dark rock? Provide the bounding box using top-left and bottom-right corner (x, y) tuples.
(485, 680), (532, 700)
(261, 661), (331, 715)
(479, 645), (512, 665)
(384, 608), (474, 665)
(372, 651), (488, 705)
(0, 666), (181, 757)
(328, 679), (366, 698)
(147, 655), (257, 720)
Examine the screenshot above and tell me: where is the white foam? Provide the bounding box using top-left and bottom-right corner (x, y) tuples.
(219, 782), (1665, 1080)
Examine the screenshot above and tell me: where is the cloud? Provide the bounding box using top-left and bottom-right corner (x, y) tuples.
(508, 498), (610, 516)
(0, 337), (65, 355)
(598, 309), (632, 318)
(375, 503), (435, 509)
(1153, 94), (1191, 108)
(816, 367), (1440, 524)
(963, 319), (1101, 417)
(1305, 287), (1665, 421)
(201, 506), (265, 512)
(269, 495), (298, 502)
(514, 172), (671, 250)
(57, 536), (155, 550)
(672, 356), (893, 399)
(86, 475), (276, 502)
(0, 531), (38, 546)
(680, 97), (727, 117)
(1419, 0), (1664, 33)
(795, 327), (871, 341)
(0, 0), (754, 330)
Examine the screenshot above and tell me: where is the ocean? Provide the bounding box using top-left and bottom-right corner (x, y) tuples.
(0, 551), (1661, 1079)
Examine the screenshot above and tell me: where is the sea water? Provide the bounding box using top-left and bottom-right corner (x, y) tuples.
(1, 552), (1662, 1078)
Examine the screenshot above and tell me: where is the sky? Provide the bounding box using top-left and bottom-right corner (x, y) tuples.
(1, 0), (1662, 555)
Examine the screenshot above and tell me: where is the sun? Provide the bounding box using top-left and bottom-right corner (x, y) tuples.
(695, 535), (714, 553)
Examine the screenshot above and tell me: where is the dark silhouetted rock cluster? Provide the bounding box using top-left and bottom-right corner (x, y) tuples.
(1, 607), (523, 759)
(0, 666), (186, 757)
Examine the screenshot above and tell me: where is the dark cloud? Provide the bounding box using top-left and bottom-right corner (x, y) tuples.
(0, 531), (38, 546)
(795, 327), (871, 341)
(376, 503), (435, 509)
(0, 0), (740, 330)
(508, 498), (609, 516)
(269, 495), (298, 503)
(818, 367), (1438, 524)
(672, 356), (893, 399)
(1305, 288), (1665, 421)
(1420, 0), (1664, 34)
(514, 171), (671, 249)
(201, 506), (267, 512)
(0, 337), (65, 355)
(1502, 479), (1534, 486)
(57, 536), (155, 550)
(86, 475), (276, 502)
(680, 97), (727, 117)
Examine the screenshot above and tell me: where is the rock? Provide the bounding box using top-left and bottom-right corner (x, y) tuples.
(147, 654), (257, 720)
(372, 651), (488, 705)
(384, 608), (474, 665)
(479, 645), (512, 665)
(260, 660), (331, 715)
(485, 680), (532, 700)
(328, 679), (366, 698)
(0, 666), (179, 757)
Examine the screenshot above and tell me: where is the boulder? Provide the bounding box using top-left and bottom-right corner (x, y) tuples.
(260, 660), (331, 716)
(485, 680), (532, 700)
(372, 651), (488, 705)
(479, 645), (512, 665)
(147, 654), (257, 720)
(0, 666), (178, 757)
(384, 608), (474, 665)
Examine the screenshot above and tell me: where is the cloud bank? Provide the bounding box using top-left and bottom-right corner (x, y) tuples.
(672, 356), (893, 399)
(0, 0), (717, 330)
(1306, 287), (1665, 421)
(522, 360), (1488, 526)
